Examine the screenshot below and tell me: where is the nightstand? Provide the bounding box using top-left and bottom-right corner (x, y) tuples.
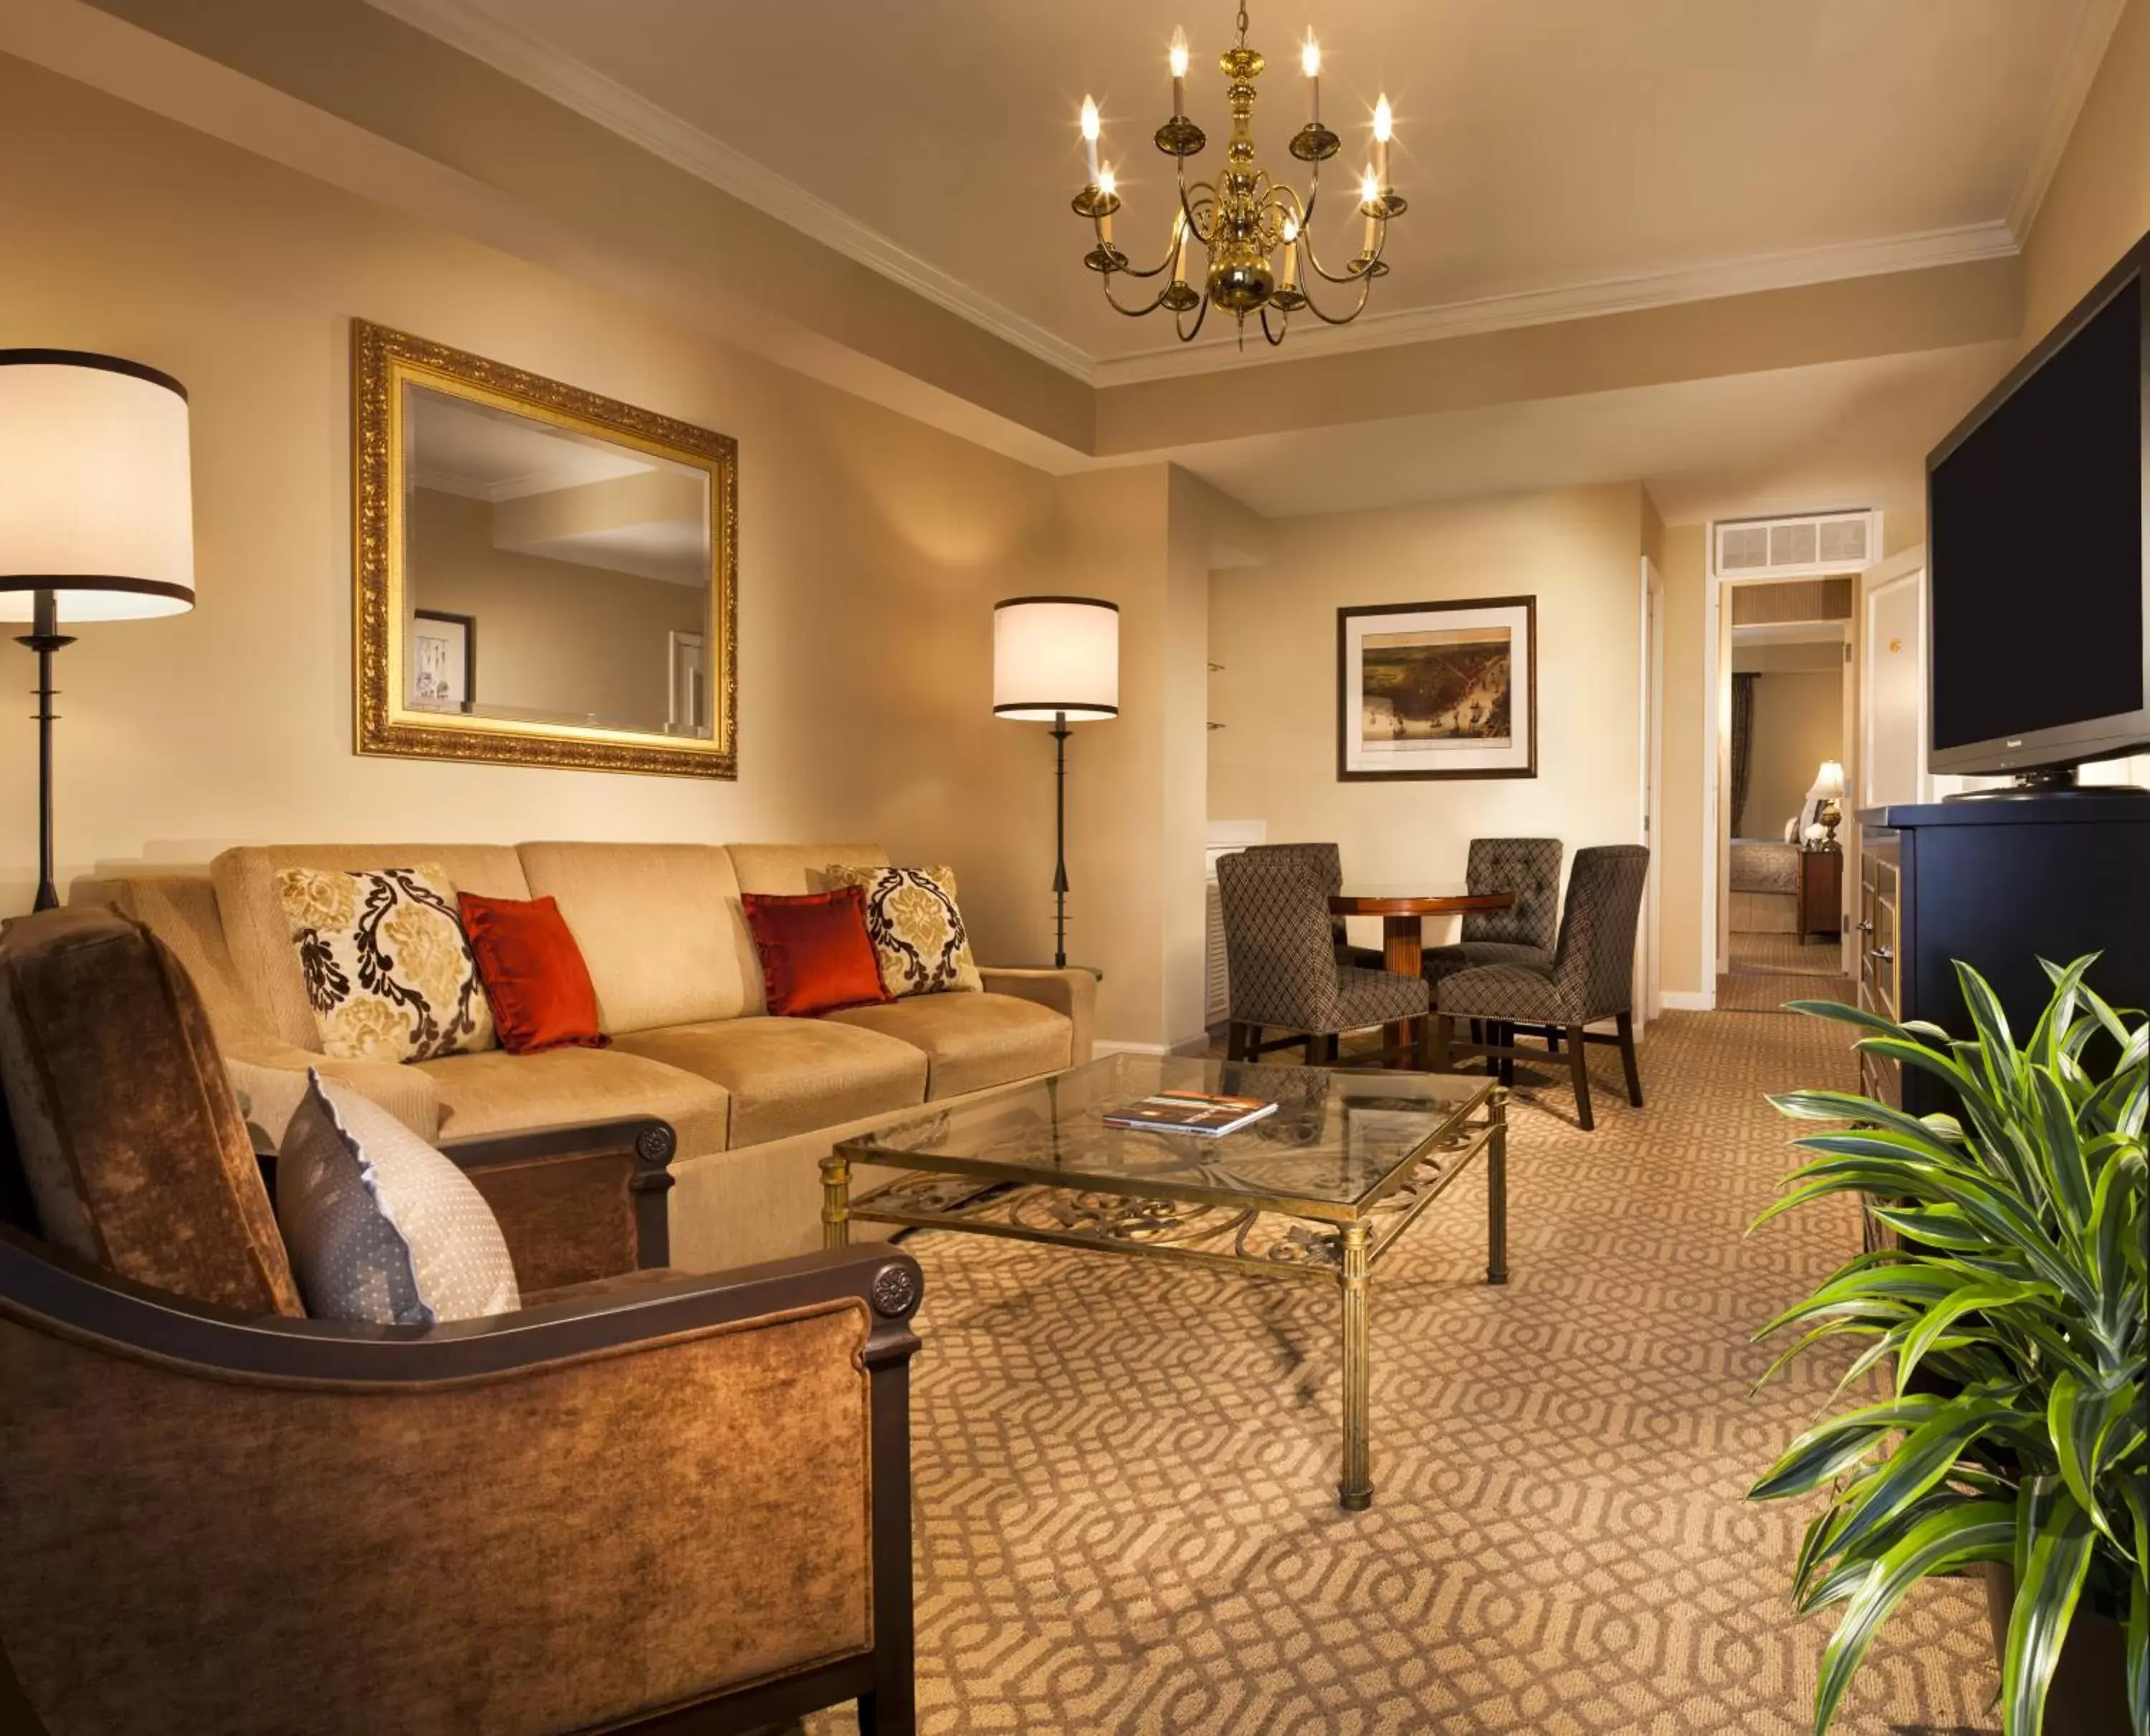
(1797, 847), (1843, 938)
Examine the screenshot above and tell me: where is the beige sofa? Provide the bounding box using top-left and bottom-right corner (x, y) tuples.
(77, 841), (1094, 1272)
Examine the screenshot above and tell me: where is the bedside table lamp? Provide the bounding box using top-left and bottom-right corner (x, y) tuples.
(0, 351), (196, 910)
(993, 596), (1119, 968)
(1811, 759), (1847, 848)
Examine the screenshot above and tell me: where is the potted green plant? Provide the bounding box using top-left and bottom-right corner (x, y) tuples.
(1747, 956), (2146, 1736)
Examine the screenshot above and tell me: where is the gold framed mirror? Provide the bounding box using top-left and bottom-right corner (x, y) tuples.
(353, 320), (737, 778)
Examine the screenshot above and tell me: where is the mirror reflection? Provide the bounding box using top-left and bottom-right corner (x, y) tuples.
(402, 384), (713, 738)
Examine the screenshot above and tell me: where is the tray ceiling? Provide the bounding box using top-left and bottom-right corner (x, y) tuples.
(373, 0), (2116, 380)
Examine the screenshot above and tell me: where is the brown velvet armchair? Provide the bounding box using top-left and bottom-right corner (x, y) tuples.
(0, 907), (922, 1736)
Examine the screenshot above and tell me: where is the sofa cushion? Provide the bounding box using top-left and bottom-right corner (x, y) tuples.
(611, 1016), (927, 1149)
(517, 842), (763, 1029)
(820, 864), (983, 998)
(827, 992), (1071, 1098)
(279, 1073), (520, 1324)
(0, 907), (304, 1317)
(727, 843), (888, 896)
(412, 1046), (731, 1158)
(275, 866), (494, 1062)
(214, 845), (530, 1052)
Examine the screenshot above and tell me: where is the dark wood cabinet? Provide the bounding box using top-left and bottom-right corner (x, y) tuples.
(1797, 847), (1843, 938)
(1855, 793), (2150, 1117)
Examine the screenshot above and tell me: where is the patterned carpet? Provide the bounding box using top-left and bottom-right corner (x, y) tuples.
(801, 1008), (1997, 1735)
(1728, 933), (1848, 978)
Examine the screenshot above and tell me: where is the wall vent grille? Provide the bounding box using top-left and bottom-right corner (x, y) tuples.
(1713, 510), (1878, 580)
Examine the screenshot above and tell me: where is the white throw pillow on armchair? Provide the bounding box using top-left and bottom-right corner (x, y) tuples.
(277, 1071), (520, 1323)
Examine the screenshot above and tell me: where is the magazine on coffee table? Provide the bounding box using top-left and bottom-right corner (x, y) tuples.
(1102, 1089), (1280, 1138)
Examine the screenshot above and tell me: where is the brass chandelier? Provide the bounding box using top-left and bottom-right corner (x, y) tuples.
(1072, 4), (1403, 348)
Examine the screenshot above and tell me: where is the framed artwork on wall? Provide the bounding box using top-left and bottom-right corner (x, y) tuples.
(1337, 594), (1537, 781)
(409, 609), (475, 712)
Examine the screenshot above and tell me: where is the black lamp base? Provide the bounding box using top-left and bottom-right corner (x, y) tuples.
(17, 589), (72, 912)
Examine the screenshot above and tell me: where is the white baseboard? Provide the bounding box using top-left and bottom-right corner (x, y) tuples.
(1094, 1035), (1216, 1059)
(1661, 990), (1716, 1012)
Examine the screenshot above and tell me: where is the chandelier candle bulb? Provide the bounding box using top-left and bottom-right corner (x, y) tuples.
(1279, 218), (1299, 290)
(1372, 95), (1392, 186)
(1081, 95), (1102, 184)
(1172, 211), (1192, 285)
(1301, 30), (1320, 123)
(1170, 28), (1190, 116)
(1362, 168), (1381, 253)
(1096, 166), (1115, 242)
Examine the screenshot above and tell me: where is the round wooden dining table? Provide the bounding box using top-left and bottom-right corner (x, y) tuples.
(1329, 885), (1516, 1064)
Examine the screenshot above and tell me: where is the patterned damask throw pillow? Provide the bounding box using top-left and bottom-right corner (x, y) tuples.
(821, 864), (983, 998)
(277, 865), (494, 1062)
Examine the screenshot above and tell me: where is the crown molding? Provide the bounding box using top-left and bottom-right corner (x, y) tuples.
(1091, 221), (2021, 387)
(2005, 0), (2126, 244)
(364, 0), (2058, 398)
(363, 0), (1095, 383)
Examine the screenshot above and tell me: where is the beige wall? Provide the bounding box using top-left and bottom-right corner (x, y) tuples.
(1210, 483), (1646, 951)
(1738, 671), (1841, 840)
(410, 489), (707, 733)
(0, 54), (1140, 1018)
(2020, 0), (2150, 355)
(1656, 524), (1709, 997)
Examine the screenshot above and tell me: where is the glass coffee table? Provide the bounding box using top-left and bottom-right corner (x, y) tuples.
(823, 1053), (1506, 1511)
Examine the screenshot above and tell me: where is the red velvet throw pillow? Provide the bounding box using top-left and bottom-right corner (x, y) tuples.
(742, 887), (894, 1018)
(457, 892), (609, 1055)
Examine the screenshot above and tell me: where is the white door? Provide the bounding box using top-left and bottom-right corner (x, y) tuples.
(1862, 560), (1927, 809)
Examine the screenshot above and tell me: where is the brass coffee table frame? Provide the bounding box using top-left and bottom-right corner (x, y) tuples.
(821, 1079), (1507, 1512)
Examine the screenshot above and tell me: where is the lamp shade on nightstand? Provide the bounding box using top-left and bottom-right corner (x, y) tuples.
(1810, 760), (1846, 802)
(993, 596), (1119, 721)
(0, 351), (195, 620)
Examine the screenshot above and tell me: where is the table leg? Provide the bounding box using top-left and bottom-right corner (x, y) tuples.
(820, 1153), (851, 1249)
(1337, 1221), (1372, 1510)
(1382, 915), (1423, 1069)
(1486, 1089), (1509, 1286)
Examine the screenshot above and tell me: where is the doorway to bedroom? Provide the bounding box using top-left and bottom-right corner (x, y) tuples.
(1710, 571), (1858, 1009)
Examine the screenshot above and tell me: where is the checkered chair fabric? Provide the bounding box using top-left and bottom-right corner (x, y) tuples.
(1216, 851), (1427, 1035)
(1232, 842), (1383, 970)
(1435, 846), (1649, 1026)
(1424, 837), (1564, 988)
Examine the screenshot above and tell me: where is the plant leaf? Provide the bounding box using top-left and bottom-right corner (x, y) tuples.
(1810, 1500), (2015, 1735)
(1749, 1396), (1946, 1502)
(1895, 1279), (2058, 1396)
(2003, 1477), (2097, 1736)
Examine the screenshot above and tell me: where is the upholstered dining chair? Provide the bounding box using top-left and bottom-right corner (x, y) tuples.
(1215, 850), (1429, 1064)
(1421, 838), (1564, 988)
(1430, 845), (1650, 1130)
(1228, 842), (1384, 971)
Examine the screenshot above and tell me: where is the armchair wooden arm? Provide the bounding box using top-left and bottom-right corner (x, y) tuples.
(439, 1112), (678, 1286)
(0, 1228), (922, 1735)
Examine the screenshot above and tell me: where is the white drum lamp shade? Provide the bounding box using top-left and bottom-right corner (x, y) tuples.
(993, 596), (1119, 721)
(0, 350), (196, 621)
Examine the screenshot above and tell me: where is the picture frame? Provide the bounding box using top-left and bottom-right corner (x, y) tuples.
(1337, 595), (1537, 781)
(408, 609), (476, 712)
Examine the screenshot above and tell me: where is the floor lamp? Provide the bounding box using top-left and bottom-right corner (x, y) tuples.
(0, 351), (196, 910)
(993, 596), (1119, 968)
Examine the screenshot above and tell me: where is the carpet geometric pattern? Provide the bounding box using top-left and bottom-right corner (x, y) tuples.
(801, 1009), (1998, 1735)
(1728, 933), (1849, 978)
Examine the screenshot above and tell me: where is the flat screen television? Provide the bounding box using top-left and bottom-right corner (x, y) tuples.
(1926, 229), (2149, 788)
